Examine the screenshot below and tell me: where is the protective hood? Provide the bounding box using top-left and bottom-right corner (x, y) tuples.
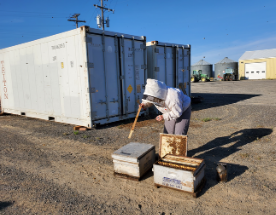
(143, 79), (168, 100)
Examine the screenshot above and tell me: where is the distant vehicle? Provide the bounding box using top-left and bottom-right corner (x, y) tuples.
(191, 70), (210, 82)
(223, 68), (236, 81)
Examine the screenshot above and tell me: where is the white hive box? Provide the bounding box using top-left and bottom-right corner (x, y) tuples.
(112, 142), (155, 179)
(153, 134), (205, 197)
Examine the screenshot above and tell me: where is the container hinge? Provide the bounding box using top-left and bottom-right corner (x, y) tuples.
(187, 66), (190, 71)
(142, 84), (145, 89)
(86, 62), (94, 68)
(86, 37), (92, 44)
(154, 67), (160, 72)
(155, 48), (159, 53)
(91, 111), (97, 120)
(141, 65), (146, 69)
(88, 87), (96, 93)
(120, 75), (124, 80)
(140, 44), (146, 49)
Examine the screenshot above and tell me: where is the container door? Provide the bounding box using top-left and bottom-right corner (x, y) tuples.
(120, 38), (146, 115)
(175, 47), (185, 94)
(154, 46), (166, 83)
(176, 47), (190, 96)
(165, 46), (175, 88)
(184, 48), (191, 96)
(86, 34), (121, 120)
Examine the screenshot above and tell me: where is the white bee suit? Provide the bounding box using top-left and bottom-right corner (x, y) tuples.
(142, 79), (191, 135)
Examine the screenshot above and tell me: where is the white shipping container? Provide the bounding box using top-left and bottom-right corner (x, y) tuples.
(112, 142), (155, 179)
(146, 41), (191, 96)
(0, 26), (147, 127)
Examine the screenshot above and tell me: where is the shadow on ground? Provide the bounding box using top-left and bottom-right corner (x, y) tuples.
(96, 93), (260, 129)
(190, 128), (273, 197)
(191, 93), (260, 111)
(0, 201), (14, 210)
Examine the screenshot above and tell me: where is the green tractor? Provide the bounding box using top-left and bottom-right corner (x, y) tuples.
(191, 70), (210, 82)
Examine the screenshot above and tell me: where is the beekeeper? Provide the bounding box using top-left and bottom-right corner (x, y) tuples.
(140, 79), (191, 135)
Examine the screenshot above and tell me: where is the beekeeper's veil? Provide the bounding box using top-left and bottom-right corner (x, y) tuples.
(142, 79), (168, 106)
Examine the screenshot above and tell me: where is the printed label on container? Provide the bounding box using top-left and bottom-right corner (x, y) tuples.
(1, 61), (8, 99)
(162, 177), (182, 190)
(135, 65), (140, 80)
(127, 85), (133, 94)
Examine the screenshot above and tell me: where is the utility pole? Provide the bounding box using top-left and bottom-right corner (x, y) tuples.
(94, 0), (114, 31)
(68, 13), (86, 28)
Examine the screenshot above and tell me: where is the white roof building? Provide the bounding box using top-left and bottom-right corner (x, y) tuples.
(239, 48), (276, 80)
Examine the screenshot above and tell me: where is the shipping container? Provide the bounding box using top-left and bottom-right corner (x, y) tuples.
(146, 41), (191, 114)
(146, 41), (191, 96)
(0, 26), (147, 127)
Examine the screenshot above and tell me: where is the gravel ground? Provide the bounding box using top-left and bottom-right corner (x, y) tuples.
(0, 80), (276, 214)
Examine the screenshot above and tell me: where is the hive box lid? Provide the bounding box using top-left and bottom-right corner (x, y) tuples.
(162, 155), (204, 167)
(158, 155), (205, 176)
(112, 142), (155, 163)
(159, 133), (187, 158)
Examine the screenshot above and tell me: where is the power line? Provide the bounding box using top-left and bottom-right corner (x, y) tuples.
(114, 0), (119, 10)
(94, 0), (115, 30)
(0, 10), (69, 15)
(0, 14), (69, 18)
(68, 13), (86, 28)
(88, 0), (100, 26)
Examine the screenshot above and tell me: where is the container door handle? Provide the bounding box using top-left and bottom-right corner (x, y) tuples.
(97, 100), (106, 104)
(110, 98), (118, 103)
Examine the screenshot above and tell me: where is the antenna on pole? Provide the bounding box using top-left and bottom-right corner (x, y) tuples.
(68, 13), (86, 28)
(94, 0), (114, 31)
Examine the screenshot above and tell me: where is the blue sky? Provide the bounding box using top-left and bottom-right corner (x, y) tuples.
(0, 0), (275, 64)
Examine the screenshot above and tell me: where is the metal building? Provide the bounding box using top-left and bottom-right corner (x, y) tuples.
(239, 48), (276, 80)
(191, 59), (212, 78)
(0, 26), (147, 127)
(214, 57), (238, 81)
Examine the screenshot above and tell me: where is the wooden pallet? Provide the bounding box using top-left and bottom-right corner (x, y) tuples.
(154, 177), (206, 198)
(73, 126), (88, 131)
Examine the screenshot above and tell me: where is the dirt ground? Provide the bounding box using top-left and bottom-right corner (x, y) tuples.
(0, 80), (276, 215)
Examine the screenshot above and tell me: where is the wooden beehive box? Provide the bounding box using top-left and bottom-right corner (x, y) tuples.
(112, 142), (155, 179)
(153, 134), (205, 197)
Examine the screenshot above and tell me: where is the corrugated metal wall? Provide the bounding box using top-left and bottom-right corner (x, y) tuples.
(239, 58), (276, 80)
(191, 65), (213, 78)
